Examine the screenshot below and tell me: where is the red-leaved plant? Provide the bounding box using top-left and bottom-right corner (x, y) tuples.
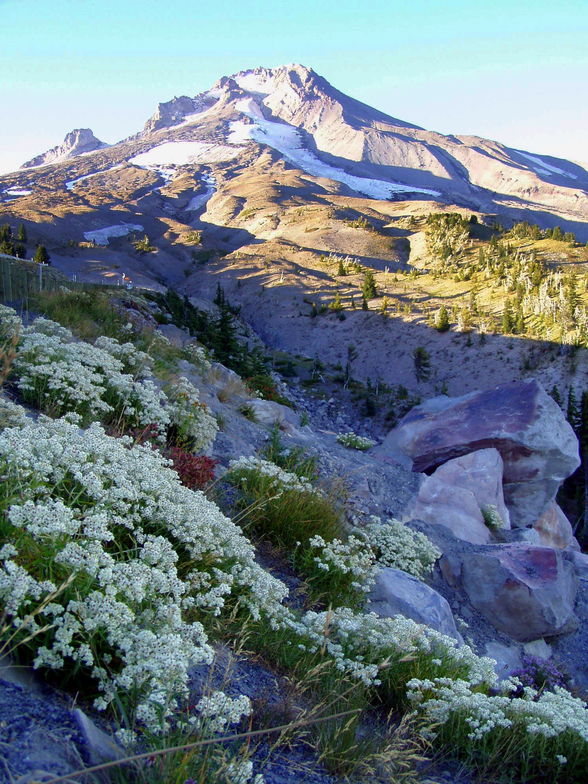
(168, 447), (217, 490)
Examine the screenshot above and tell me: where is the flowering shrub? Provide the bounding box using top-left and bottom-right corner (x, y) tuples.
(228, 456), (316, 495)
(226, 457), (343, 550)
(166, 375), (218, 453)
(357, 517), (441, 579)
(0, 416), (288, 733)
(0, 309), (218, 453)
(406, 676), (588, 782)
(336, 432), (376, 451)
(169, 447), (217, 490)
(10, 314), (169, 433)
(299, 534), (378, 606)
(282, 608), (496, 695)
(511, 654), (569, 693)
(0, 394), (28, 430)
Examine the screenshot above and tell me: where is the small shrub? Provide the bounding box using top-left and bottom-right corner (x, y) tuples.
(168, 448), (217, 490)
(336, 431), (376, 451)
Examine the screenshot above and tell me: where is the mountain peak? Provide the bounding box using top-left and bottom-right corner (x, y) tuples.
(21, 128), (107, 169)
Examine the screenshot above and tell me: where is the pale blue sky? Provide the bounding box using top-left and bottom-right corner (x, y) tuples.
(1, 0), (587, 173)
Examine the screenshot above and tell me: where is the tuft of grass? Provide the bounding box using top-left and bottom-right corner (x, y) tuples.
(32, 288), (128, 341)
(260, 423), (318, 481)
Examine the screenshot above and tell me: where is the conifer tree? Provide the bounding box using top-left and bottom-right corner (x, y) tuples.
(434, 305), (450, 332)
(549, 385), (563, 408)
(33, 244), (50, 265)
(361, 295), (369, 311)
(361, 269), (377, 299)
(16, 223), (27, 244)
(567, 387), (580, 435)
(502, 300), (514, 334)
(413, 346), (431, 382)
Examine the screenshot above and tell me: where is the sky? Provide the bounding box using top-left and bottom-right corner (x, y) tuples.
(0, 0), (587, 174)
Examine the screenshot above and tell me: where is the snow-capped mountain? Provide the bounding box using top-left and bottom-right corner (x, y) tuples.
(2, 63), (587, 244)
(21, 128), (108, 169)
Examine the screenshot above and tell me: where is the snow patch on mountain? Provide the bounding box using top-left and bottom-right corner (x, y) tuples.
(228, 99), (440, 200)
(184, 173), (216, 211)
(65, 165), (123, 191)
(3, 188), (32, 197)
(129, 141), (241, 167)
(517, 151), (577, 180)
(83, 223), (144, 245)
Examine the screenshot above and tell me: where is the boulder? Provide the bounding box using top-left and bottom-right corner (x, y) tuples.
(379, 380), (579, 527)
(404, 448), (510, 544)
(248, 398), (300, 433)
(433, 448), (511, 528)
(403, 475), (491, 544)
(532, 502), (580, 550)
(461, 544), (578, 641)
(485, 641), (523, 680)
(368, 566), (462, 641)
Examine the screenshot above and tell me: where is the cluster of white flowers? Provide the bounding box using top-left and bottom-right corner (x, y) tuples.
(225, 760), (265, 784)
(282, 607), (497, 688)
(1, 310), (218, 453)
(0, 393), (28, 429)
(357, 517), (441, 579)
(228, 456), (317, 495)
(184, 341), (212, 372)
(11, 316), (170, 433)
(406, 676), (588, 746)
(166, 375), (218, 453)
(307, 534), (378, 592)
(336, 432), (376, 451)
(192, 691), (252, 734)
(0, 416), (288, 732)
(0, 303), (22, 338)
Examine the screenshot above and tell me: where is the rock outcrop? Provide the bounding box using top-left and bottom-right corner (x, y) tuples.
(461, 544), (578, 641)
(380, 379), (580, 528)
(404, 448), (510, 544)
(21, 129), (107, 169)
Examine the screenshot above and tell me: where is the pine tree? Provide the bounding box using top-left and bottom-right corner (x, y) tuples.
(33, 244), (50, 265)
(337, 258), (347, 276)
(361, 270), (377, 300)
(361, 295), (369, 311)
(434, 305), (450, 332)
(515, 306), (525, 335)
(16, 223), (27, 244)
(502, 300), (514, 334)
(549, 385), (563, 408)
(567, 387), (580, 435)
(329, 291), (343, 311)
(413, 346), (431, 382)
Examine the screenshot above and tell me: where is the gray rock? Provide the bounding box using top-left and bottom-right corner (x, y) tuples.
(368, 566), (462, 640)
(461, 544), (578, 641)
(523, 638), (552, 660)
(379, 379), (580, 527)
(485, 641), (522, 680)
(248, 398), (300, 432)
(73, 708), (124, 766)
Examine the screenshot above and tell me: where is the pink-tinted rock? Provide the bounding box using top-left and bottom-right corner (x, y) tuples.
(431, 448), (511, 528)
(404, 475), (492, 544)
(379, 380), (579, 527)
(461, 544), (578, 641)
(532, 502), (579, 550)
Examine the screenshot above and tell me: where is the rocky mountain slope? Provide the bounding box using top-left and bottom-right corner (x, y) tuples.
(1, 283), (587, 784)
(20, 128), (108, 169)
